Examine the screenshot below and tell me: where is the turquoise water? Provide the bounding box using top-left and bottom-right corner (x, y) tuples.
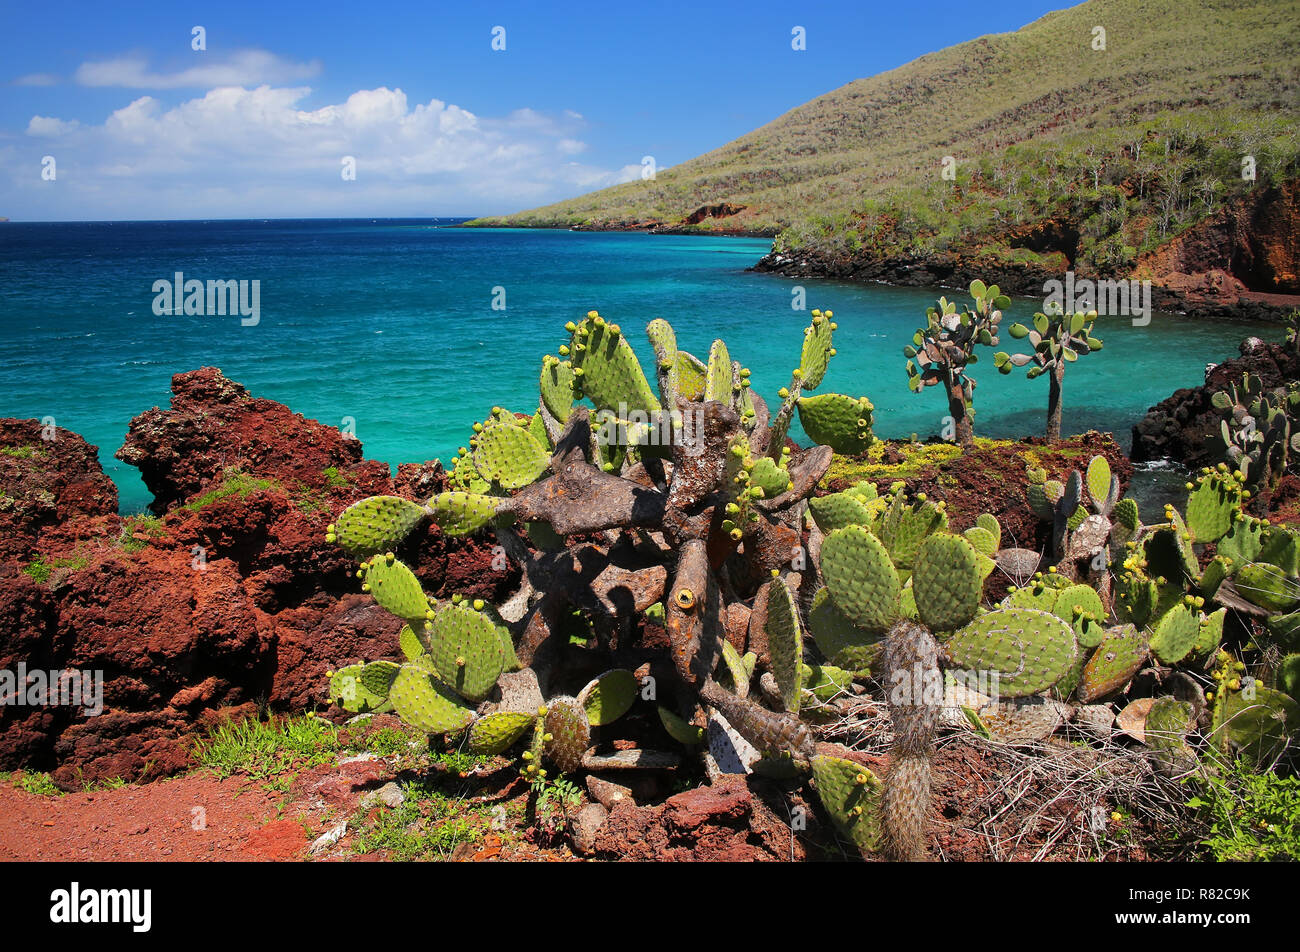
(0, 219), (1275, 514)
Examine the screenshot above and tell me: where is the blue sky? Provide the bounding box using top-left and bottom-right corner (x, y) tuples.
(1, 0), (1073, 220)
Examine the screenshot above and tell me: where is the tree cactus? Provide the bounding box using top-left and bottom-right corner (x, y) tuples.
(995, 304), (1103, 442)
(903, 280), (1005, 447)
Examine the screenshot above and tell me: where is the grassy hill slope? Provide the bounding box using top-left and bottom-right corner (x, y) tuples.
(468, 0), (1299, 293)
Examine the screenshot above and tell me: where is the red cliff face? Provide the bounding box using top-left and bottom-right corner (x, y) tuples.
(1136, 179), (1300, 313)
(0, 368), (519, 786)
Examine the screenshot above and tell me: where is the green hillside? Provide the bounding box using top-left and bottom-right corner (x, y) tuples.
(468, 0), (1299, 280)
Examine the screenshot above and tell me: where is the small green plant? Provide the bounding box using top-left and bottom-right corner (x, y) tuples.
(0, 445), (39, 460)
(20, 554), (89, 586)
(183, 469), (280, 512)
(192, 714), (339, 780)
(350, 781), (490, 860)
(1186, 759), (1300, 861)
(322, 466), (349, 489)
(352, 725), (413, 757)
(15, 771), (61, 796)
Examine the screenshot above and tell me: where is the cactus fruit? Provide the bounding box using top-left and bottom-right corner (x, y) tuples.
(332, 495), (426, 556)
(388, 664), (475, 734)
(811, 754), (882, 852)
(1077, 624), (1149, 703)
(944, 608), (1077, 698)
(576, 669), (638, 726)
(766, 577), (805, 713)
(543, 696), (591, 774)
(468, 711), (536, 755)
(797, 393), (875, 455)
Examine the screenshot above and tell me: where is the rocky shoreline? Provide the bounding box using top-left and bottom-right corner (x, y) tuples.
(0, 339), (1291, 787)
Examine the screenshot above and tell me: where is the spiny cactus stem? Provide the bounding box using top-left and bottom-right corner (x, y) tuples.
(881, 620), (939, 862)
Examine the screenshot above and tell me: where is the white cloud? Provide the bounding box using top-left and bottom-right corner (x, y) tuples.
(2, 83), (634, 218)
(14, 73), (60, 86)
(26, 116), (80, 136)
(74, 50), (322, 89)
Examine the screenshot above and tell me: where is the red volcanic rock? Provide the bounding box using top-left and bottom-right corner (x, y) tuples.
(1132, 339), (1300, 470)
(0, 419), (119, 563)
(589, 775), (806, 861)
(0, 368), (522, 784)
(116, 367), (392, 514)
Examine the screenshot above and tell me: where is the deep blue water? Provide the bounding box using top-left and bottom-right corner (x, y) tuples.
(0, 219), (1274, 514)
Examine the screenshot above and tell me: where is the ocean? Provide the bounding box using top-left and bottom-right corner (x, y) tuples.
(0, 218), (1275, 514)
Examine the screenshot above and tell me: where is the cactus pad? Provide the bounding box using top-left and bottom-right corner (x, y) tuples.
(807, 587), (882, 666)
(568, 314), (660, 415)
(539, 356), (575, 423)
(332, 495), (426, 557)
(945, 608), (1077, 698)
(427, 490), (502, 537)
(810, 754), (881, 853)
(468, 711), (536, 755)
(1052, 584), (1106, 648)
(766, 576), (805, 713)
(1077, 624), (1149, 703)
(705, 339), (733, 404)
(799, 313), (835, 390)
(424, 601), (505, 702)
(576, 669), (638, 726)
(912, 533), (984, 632)
(1184, 474), (1238, 543)
(1149, 603), (1200, 664)
(821, 526), (901, 634)
(472, 422), (550, 489)
(543, 696), (592, 773)
(658, 706), (703, 745)
(388, 664), (475, 734)
(361, 555), (430, 624)
(809, 492), (873, 534)
(797, 393), (874, 454)
(1234, 563), (1299, 612)
(329, 663), (391, 713)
